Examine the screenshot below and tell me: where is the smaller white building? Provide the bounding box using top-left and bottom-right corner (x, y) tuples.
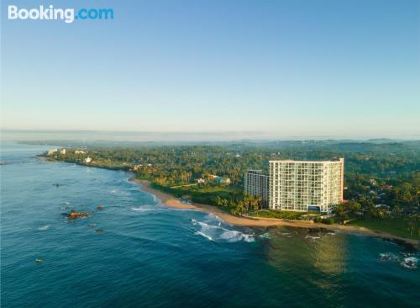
(47, 149), (58, 155)
(196, 178), (206, 184)
(132, 164), (143, 171)
(244, 170), (269, 207)
(85, 157), (92, 164)
(60, 149), (66, 155)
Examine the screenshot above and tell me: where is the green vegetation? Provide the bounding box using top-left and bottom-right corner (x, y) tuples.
(44, 140), (419, 239)
(251, 210), (306, 220)
(151, 182), (248, 214)
(349, 217), (419, 240)
(316, 217), (336, 224)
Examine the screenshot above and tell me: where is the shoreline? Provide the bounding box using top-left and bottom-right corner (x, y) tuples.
(131, 178), (419, 249)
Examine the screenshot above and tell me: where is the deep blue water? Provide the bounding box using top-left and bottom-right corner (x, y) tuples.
(1, 143), (419, 307)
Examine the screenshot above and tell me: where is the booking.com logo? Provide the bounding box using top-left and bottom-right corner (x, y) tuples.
(7, 5), (114, 23)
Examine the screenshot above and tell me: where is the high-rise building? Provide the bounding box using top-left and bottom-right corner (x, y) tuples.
(244, 170), (269, 207)
(268, 158), (344, 212)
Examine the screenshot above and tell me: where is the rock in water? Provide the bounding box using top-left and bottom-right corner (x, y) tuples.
(66, 210), (89, 219)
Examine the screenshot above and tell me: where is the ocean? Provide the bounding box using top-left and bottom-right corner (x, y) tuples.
(1, 142), (419, 307)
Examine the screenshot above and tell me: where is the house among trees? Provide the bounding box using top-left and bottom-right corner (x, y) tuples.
(47, 149), (58, 155)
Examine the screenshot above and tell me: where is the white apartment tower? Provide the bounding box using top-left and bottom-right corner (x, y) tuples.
(269, 158), (344, 213)
(244, 170), (269, 207)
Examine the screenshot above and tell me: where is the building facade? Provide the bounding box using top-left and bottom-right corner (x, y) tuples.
(244, 170), (269, 207)
(268, 158), (344, 213)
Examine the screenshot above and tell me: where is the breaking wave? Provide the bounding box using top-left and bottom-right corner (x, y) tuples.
(379, 252), (399, 262)
(110, 189), (130, 196)
(400, 257), (417, 270)
(37, 225), (50, 231)
(305, 235), (321, 240)
(131, 206), (159, 213)
(379, 252), (418, 270)
(195, 231), (213, 241)
(191, 217), (255, 243)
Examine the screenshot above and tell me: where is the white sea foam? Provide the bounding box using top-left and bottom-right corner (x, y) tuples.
(110, 189), (130, 196)
(131, 206), (157, 212)
(219, 230), (255, 242)
(192, 218), (255, 243)
(379, 252), (418, 270)
(305, 235), (321, 240)
(195, 231), (213, 241)
(37, 225), (50, 231)
(196, 221), (220, 230)
(379, 252), (399, 262)
(400, 257), (417, 270)
(206, 213), (223, 222)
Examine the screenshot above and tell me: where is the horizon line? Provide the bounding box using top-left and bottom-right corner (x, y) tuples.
(1, 128), (420, 142)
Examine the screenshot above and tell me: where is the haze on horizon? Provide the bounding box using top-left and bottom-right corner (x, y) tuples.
(1, 0), (419, 138)
(2, 129), (419, 143)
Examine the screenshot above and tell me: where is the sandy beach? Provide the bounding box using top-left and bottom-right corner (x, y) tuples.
(131, 178), (419, 249)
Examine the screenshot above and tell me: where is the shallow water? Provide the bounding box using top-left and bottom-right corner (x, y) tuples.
(1, 143), (419, 307)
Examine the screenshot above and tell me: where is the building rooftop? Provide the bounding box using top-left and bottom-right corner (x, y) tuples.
(269, 158), (344, 164)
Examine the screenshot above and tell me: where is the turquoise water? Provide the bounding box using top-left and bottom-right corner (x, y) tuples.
(1, 143), (419, 307)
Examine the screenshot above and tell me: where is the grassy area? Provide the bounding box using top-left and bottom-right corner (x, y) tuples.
(349, 218), (419, 240)
(251, 209), (306, 220)
(150, 182), (242, 210)
(186, 184), (240, 193)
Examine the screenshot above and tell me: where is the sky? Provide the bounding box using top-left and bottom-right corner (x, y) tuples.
(1, 0), (419, 138)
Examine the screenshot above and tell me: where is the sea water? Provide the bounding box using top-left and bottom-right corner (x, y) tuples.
(1, 143), (419, 307)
